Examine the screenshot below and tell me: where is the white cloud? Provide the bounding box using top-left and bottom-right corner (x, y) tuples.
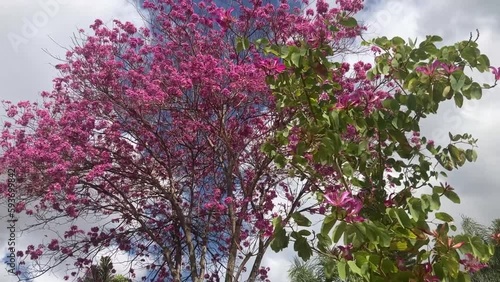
(0, 0), (143, 105)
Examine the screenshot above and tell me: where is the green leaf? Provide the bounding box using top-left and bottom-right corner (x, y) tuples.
(291, 52), (301, 67)
(457, 271), (472, 282)
(382, 98), (399, 110)
(408, 37), (416, 47)
(477, 54), (490, 72)
(337, 260), (348, 280)
(342, 162), (354, 177)
(294, 236), (313, 261)
(394, 208), (413, 228)
(408, 198), (424, 221)
(407, 77), (419, 91)
(465, 82), (482, 99)
(340, 17), (358, 27)
(435, 212), (454, 222)
(254, 38), (269, 46)
(450, 72), (466, 91)
(433, 185), (444, 194)
(454, 92), (464, 107)
(448, 132), (462, 142)
(429, 35), (443, 42)
(330, 133), (342, 154)
(381, 258), (397, 274)
(374, 36), (390, 47)
(465, 149), (478, 162)
(347, 261), (362, 275)
(270, 221), (289, 252)
(391, 36), (405, 45)
(389, 129), (412, 159)
(461, 46), (477, 65)
(332, 221), (347, 243)
(292, 212), (312, 227)
(321, 213), (337, 236)
(261, 142), (276, 155)
(436, 154), (454, 171)
(444, 190), (461, 204)
(317, 233), (332, 250)
(407, 94), (417, 111)
(448, 144), (466, 167)
(297, 229), (311, 237)
(264, 45), (280, 56)
(382, 64), (390, 75)
(390, 238), (409, 251)
(329, 111), (340, 129)
(422, 193), (440, 211)
(236, 37), (250, 52)
(442, 85), (452, 98)
(434, 261), (445, 279)
(274, 154), (286, 168)
(430, 193), (441, 210)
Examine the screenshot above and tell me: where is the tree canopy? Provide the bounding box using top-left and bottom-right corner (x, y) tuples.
(1, 0), (498, 281)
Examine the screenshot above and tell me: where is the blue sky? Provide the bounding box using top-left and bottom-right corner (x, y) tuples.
(1, 1), (500, 281)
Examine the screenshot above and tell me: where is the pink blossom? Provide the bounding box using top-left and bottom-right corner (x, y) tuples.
(415, 60), (441, 76)
(324, 191), (363, 222)
(460, 253), (487, 273)
(257, 58), (286, 74)
(215, 7), (234, 29)
(316, 0), (329, 14)
(440, 62), (460, 74)
(319, 92), (330, 101)
(491, 66), (500, 80)
(48, 239), (60, 251)
(371, 46), (382, 54)
(337, 243), (353, 260)
(6, 106), (17, 117)
(324, 191), (352, 207)
(15, 201), (26, 213)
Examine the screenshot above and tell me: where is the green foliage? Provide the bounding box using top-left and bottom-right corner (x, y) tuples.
(82, 256), (131, 282)
(461, 216), (500, 282)
(111, 275), (132, 282)
(288, 256), (363, 282)
(263, 29), (496, 282)
(288, 256), (324, 282)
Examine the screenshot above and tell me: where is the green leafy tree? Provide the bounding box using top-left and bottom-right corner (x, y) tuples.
(81, 256), (130, 282)
(260, 8), (499, 282)
(110, 275), (131, 282)
(289, 256), (324, 282)
(289, 256), (363, 282)
(461, 216), (500, 281)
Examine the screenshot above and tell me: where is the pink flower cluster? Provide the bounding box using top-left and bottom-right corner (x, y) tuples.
(460, 253), (487, 273)
(415, 60), (461, 76)
(324, 191), (363, 222)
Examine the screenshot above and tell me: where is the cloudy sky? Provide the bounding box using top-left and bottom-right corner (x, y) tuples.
(1, 0), (499, 281)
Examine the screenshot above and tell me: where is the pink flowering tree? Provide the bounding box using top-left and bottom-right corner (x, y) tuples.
(261, 5), (498, 282)
(0, 0), (364, 281)
(0, 0), (498, 282)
